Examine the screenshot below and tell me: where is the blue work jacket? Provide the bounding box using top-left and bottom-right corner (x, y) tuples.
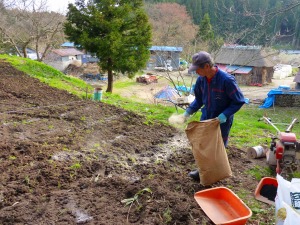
(186, 68), (245, 145)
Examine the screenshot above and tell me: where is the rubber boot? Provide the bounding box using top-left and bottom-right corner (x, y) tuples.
(188, 170), (200, 182)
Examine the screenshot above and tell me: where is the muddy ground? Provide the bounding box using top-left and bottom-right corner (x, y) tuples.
(0, 60), (276, 224)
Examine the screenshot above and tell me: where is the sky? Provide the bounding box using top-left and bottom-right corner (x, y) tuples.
(46, 0), (75, 13)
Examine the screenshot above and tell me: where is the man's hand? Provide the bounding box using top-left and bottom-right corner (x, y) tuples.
(217, 113), (227, 124)
(183, 111), (191, 121)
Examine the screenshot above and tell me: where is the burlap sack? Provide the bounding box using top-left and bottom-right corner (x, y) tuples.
(185, 119), (232, 186)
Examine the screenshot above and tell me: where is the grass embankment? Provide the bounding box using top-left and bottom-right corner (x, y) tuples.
(0, 54), (93, 99)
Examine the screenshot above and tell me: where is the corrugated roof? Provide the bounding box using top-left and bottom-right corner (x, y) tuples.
(150, 46), (183, 52)
(226, 65), (253, 74)
(61, 42), (75, 47)
(213, 46), (276, 67)
(52, 48), (84, 56)
(281, 50), (300, 54)
(217, 64), (252, 74)
(59, 43), (183, 52)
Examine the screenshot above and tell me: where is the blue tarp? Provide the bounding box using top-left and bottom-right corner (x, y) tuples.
(175, 85), (195, 95)
(259, 89), (300, 108)
(154, 86), (179, 100)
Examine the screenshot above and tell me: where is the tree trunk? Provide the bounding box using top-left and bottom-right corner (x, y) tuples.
(106, 58), (113, 93)
(106, 69), (113, 93)
(40, 44), (51, 62)
(22, 45), (28, 58)
(292, 19), (300, 47)
(35, 38), (41, 61)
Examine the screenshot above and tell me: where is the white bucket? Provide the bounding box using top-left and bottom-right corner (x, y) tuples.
(247, 146), (267, 159)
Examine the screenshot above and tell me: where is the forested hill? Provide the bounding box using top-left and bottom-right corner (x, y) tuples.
(145, 0), (300, 48)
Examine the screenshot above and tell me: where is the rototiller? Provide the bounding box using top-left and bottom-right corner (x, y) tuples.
(261, 116), (300, 177)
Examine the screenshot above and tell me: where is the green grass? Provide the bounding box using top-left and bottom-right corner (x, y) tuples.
(0, 54), (93, 99)
(245, 165), (274, 181)
(113, 79), (137, 89)
(103, 92), (179, 124)
(232, 105), (300, 149)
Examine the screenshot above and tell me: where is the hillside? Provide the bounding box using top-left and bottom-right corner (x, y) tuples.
(0, 59), (275, 224)
(145, 0), (300, 48)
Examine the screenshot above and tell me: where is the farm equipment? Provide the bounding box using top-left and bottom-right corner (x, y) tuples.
(136, 74), (158, 84)
(260, 116), (300, 177)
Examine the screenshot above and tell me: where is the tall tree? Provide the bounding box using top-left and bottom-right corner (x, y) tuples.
(197, 13), (214, 42)
(193, 13), (223, 54)
(64, 0), (152, 93)
(145, 0), (300, 48)
(145, 2), (197, 59)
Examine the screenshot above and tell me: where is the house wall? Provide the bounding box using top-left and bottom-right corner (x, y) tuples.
(44, 52), (82, 71)
(234, 74), (251, 85)
(147, 51), (181, 70)
(45, 59), (82, 71)
(251, 67), (273, 84)
(62, 56), (69, 62)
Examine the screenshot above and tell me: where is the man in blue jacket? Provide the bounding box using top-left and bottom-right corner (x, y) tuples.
(184, 51), (245, 181)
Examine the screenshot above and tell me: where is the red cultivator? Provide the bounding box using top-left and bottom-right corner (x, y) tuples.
(261, 116), (300, 178)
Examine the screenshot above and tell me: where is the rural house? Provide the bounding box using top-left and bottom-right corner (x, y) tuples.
(44, 48), (84, 71)
(61, 42), (98, 63)
(213, 46), (276, 86)
(147, 46), (183, 71)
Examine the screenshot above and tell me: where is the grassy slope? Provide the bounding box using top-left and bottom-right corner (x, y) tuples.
(0, 55), (93, 99)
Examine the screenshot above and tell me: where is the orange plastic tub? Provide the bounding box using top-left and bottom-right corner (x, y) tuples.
(194, 187), (252, 225)
(254, 177), (278, 206)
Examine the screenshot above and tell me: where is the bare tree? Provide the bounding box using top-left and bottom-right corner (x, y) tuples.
(0, 0), (65, 61)
(145, 2), (197, 60)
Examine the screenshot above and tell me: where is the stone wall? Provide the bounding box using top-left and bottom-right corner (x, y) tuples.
(275, 94), (300, 107)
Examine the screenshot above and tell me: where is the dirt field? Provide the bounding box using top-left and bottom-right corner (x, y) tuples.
(0, 60), (277, 224)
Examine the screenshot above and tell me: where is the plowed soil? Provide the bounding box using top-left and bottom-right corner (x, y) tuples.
(0, 59), (274, 225)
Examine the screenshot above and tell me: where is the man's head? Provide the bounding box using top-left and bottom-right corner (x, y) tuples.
(188, 51), (214, 74)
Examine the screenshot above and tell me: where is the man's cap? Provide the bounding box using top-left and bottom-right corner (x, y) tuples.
(188, 51), (212, 73)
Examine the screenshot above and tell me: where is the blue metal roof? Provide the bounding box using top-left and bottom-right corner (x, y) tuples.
(61, 42), (75, 47)
(282, 50), (300, 54)
(150, 46), (183, 52)
(60, 43), (183, 52)
(225, 65), (253, 74)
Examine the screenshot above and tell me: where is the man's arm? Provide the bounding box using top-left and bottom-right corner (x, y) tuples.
(222, 77), (245, 117)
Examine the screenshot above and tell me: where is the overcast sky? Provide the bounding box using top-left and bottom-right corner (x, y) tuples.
(47, 0), (75, 13)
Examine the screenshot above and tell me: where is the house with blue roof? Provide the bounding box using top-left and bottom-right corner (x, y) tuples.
(61, 42), (98, 63)
(147, 46), (183, 71)
(44, 48), (85, 71)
